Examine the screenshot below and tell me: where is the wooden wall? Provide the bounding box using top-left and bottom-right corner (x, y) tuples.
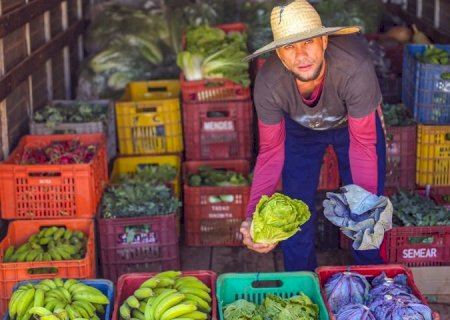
(0, 0), (88, 160)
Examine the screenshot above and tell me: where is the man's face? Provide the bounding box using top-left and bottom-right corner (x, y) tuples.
(276, 35), (328, 82)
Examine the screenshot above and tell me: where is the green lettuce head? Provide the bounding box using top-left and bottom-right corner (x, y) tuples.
(250, 193), (311, 244)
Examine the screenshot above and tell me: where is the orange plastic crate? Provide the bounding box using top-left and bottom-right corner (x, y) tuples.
(112, 270), (218, 320)
(183, 160), (250, 246)
(0, 134), (108, 219)
(0, 219), (96, 315)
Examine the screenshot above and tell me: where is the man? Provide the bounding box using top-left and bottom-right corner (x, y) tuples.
(240, 0), (386, 271)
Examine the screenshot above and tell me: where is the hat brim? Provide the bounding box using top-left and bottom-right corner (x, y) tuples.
(244, 26), (361, 61)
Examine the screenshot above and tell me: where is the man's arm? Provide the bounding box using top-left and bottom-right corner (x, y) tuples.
(246, 119), (286, 217)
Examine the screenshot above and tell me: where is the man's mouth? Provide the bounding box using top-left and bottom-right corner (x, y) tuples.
(296, 64), (313, 71)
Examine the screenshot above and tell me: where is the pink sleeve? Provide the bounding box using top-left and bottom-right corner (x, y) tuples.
(348, 110), (379, 194)
(246, 119), (285, 218)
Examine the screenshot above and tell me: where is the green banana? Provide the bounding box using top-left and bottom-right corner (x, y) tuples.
(134, 287), (153, 300)
(64, 279), (79, 291)
(39, 236), (52, 245)
(159, 303), (197, 320)
(72, 291), (109, 305)
(63, 229), (73, 240)
(154, 292), (186, 320)
(40, 315), (60, 320)
(16, 288), (35, 318)
(126, 295), (140, 309)
(179, 310), (208, 320)
(182, 294), (211, 312)
(154, 277), (175, 288)
(71, 303), (90, 318)
(65, 304), (79, 319)
(40, 279), (57, 289)
(4, 245), (15, 262)
(48, 248), (63, 260)
(55, 246), (72, 260)
(44, 226), (58, 238)
(9, 289), (25, 318)
(131, 308), (146, 320)
(53, 227), (66, 240)
(146, 289), (177, 320)
(72, 300), (95, 318)
(154, 271), (182, 279)
(177, 287), (210, 302)
(175, 280), (210, 293)
(93, 302), (105, 314)
(44, 298), (60, 312)
(33, 288), (45, 307)
(120, 303), (131, 320)
(140, 277), (160, 289)
(28, 306), (53, 316)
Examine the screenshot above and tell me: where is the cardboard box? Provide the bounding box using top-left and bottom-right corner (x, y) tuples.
(411, 266), (450, 303)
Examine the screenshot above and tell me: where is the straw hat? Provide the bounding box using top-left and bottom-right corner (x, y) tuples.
(245, 0), (361, 60)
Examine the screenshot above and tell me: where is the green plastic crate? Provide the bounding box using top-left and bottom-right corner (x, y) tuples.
(217, 272), (329, 320)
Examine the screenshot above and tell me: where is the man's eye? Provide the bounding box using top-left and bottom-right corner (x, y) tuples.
(305, 39), (313, 44)
(284, 45), (293, 49)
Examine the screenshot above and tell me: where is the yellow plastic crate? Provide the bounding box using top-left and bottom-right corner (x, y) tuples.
(111, 154), (181, 197)
(121, 80), (180, 101)
(116, 98), (183, 155)
(416, 124), (450, 186)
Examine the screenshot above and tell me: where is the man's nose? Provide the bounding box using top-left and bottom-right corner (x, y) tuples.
(294, 44), (308, 59)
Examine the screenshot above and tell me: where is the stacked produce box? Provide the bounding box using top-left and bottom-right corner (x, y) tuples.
(97, 80), (183, 283)
(178, 23), (254, 247)
(0, 133), (109, 316)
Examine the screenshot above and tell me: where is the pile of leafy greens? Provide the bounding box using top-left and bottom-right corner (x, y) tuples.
(33, 102), (108, 127)
(101, 165), (181, 219)
(382, 104), (415, 127)
(223, 294), (319, 320)
(177, 25), (250, 87)
(188, 165), (249, 187)
(250, 193), (311, 244)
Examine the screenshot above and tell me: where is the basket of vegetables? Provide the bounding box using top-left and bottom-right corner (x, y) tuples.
(0, 134), (108, 219)
(98, 159), (182, 283)
(30, 100), (116, 161)
(183, 160), (251, 246)
(177, 23), (251, 102)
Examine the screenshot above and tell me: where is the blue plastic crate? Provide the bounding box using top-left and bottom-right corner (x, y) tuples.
(402, 44), (450, 124)
(3, 279), (113, 320)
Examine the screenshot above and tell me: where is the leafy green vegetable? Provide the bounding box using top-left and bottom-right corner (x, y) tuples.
(250, 193), (311, 244)
(382, 103), (415, 127)
(101, 165), (180, 219)
(188, 165), (249, 187)
(176, 51), (204, 80)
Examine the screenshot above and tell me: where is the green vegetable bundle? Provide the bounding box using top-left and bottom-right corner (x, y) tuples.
(390, 191), (450, 227)
(416, 45), (450, 65)
(101, 165), (181, 219)
(223, 293), (319, 320)
(250, 193), (311, 244)
(177, 25), (250, 87)
(382, 103), (415, 127)
(188, 165), (249, 187)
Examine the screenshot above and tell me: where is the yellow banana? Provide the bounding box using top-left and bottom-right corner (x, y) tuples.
(159, 303), (197, 320)
(182, 294), (211, 312)
(120, 303), (131, 320)
(33, 288), (45, 307)
(154, 293), (186, 320)
(154, 271), (182, 279)
(177, 287), (211, 302)
(134, 287), (153, 300)
(16, 288), (35, 318)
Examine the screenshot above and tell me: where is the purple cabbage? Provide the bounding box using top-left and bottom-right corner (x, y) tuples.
(371, 272), (408, 287)
(336, 304), (376, 320)
(324, 271), (371, 314)
(369, 294), (433, 320)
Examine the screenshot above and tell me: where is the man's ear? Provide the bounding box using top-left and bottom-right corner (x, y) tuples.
(322, 35), (328, 50)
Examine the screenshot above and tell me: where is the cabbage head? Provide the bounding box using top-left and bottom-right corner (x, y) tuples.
(369, 295), (432, 320)
(250, 193), (310, 244)
(336, 304), (376, 320)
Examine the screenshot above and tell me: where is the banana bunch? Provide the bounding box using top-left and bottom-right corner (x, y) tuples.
(120, 270), (212, 320)
(8, 278), (109, 320)
(416, 45), (450, 65)
(3, 227), (87, 267)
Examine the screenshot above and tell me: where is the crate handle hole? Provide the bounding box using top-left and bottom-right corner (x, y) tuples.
(137, 106), (157, 113)
(137, 163), (159, 169)
(28, 172), (61, 177)
(208, 195), (234, 203)
(407, 236), (434, 244)
(205, 81), (225, 88)
(27, 267), (58, 275)
(206, 111), (229, 118)
(147, 86), (168, 92)
(251, 280), (283, 288)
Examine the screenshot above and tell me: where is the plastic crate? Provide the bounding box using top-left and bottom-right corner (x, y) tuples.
(97, 213), (179, 283)
(110, 154), (181, 198)
(112, 270), (217, 320)
(0, 219), (96, 315)
(385, 226), (450, 267)
(431, 186), (450, 209)
(116, 81), (183, 155)
(29, 100), (117, 161)
(3, 279), (113, 320)
(181, 23), (251, 103)
(379, 76), (402, 104)
(416, 124), (450, 186)
(183, 99), (253, 160)
(183, 160), (250, 246)
(216, 272), (329, 320)
(316, 264), (440, 320)
(402, 44), (450, 124)
(0, 134), (108, 219)
(385, 124), (417, 190)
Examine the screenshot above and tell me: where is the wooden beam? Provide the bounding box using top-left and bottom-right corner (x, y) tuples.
(0, 0), (63, 38)
(0, 20), (86, 102)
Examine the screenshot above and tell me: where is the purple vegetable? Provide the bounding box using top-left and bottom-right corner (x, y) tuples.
(372, 272), (408, 287)
(325, 271), (371, 314)
(336, 304), (376, 320)
(370, 294), (433, 320)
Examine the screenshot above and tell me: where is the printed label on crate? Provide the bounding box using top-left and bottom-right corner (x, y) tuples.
(401, 247), (440, 260)
(207, 212), (234, 219)
(203, 121), (234, 131)
(117, 224), (157, 245)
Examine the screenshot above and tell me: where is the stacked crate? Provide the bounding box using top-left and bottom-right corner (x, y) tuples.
(0, 133), (107, 314)
(380, 44), (450, 267)
(181, 23), (253, 247)
(97, 80), (182, 282)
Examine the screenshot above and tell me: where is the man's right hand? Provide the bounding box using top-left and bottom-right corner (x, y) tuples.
(240, 219), (277, 254)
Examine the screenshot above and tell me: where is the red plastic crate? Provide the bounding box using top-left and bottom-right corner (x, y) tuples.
(112, 270), (218, 320)
(0, 219), (96, 315)
(385, 125), (417, 190)
(181, 23), (250, 103)
(316, 264), (440, 320)
(431, 187), (450, 209)
(385, 226), (450, 267)
(0, 134), (108, 219)
(183, 160), (250, 246)
(97, 213), (180, 283)
(183, 99), (253, 160)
